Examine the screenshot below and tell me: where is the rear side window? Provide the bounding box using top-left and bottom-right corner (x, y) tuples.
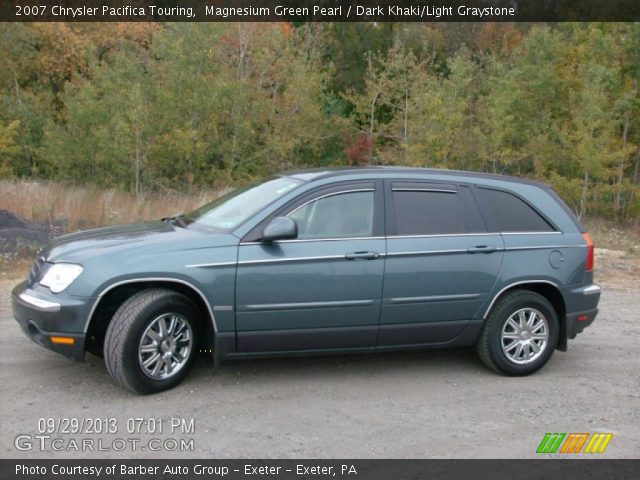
(392, 190), (465, 235)
(477, 188), (555, 232)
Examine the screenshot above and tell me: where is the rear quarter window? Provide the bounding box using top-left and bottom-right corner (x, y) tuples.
(477, 188), (555, 232)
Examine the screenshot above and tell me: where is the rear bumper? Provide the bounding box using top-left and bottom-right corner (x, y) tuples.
(565, 283), (601, 340)
(566, 308), (598, 338)
(12, 282), (87, 361)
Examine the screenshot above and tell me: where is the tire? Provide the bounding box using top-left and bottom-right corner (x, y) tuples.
(104, 288), (200, 394)
(476, 289), (559, 376)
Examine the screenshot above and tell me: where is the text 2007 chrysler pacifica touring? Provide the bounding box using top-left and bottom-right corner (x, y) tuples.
(12, 168), (601, 393)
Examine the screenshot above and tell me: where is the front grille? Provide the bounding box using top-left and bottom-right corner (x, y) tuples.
(27, 255), (46, 288)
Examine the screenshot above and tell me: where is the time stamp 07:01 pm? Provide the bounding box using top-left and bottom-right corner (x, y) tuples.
(13, 417), (196, 453)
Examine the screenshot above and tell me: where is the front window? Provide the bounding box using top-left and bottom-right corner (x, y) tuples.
(184, 177), (302, 230)
(288, 190), (375, 239)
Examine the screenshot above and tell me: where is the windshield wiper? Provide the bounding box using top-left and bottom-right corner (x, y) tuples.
(161, 214), (187, 228)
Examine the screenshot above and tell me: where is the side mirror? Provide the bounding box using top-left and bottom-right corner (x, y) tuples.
(261, 217), (298, 242)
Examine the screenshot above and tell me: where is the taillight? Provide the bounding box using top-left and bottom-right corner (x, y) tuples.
(582, 233), (594, 271)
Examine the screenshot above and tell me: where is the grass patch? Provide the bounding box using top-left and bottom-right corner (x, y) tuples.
(0, 179), (224, 232)
(583, 218), (640, 257)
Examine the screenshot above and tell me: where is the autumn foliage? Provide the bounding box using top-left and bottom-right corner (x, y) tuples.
(0, 23), (638, 221)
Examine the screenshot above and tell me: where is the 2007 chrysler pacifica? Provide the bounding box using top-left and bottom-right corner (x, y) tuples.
(12, 168), (601, 393)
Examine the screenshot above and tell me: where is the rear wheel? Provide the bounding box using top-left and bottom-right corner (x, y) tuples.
(104, 288), (200, 394)
(476, 289), (559, 376)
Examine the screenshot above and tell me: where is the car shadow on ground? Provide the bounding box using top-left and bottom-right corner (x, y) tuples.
(186, 347), (485, 382)
(78, 346), (486, 394)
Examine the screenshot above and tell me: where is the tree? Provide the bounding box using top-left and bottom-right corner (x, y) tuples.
(1, 22), (638, 221)
(406, 49), (478, 169)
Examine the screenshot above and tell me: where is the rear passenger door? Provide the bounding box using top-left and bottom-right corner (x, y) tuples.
(379, 181), (504, 347)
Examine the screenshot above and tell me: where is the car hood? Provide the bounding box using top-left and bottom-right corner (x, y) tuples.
(43, 221), (239, 264)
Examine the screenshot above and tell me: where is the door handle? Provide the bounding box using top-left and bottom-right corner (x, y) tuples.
(467, 245), (499, 254)
(345, 251), (380, 260)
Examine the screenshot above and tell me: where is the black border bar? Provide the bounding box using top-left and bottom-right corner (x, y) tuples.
(2, 459), (640, 480)
(2, 0), (640, 22)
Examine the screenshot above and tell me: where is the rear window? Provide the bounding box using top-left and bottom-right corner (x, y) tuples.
(477, 188), (555, 232)
(392, 190), (465, 235)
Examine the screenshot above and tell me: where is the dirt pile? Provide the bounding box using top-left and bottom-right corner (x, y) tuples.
(0, 210), (51, 258)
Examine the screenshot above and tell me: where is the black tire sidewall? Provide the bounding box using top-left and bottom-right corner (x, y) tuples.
(488, 292), (559, 375)
(120, 294), (200, 394)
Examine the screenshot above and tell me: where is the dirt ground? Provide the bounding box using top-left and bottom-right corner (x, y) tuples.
(0, 251), (638, 459)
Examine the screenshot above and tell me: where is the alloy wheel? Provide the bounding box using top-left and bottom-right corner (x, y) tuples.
(500, 308), (549, 365)
(138, 313), (193, 380)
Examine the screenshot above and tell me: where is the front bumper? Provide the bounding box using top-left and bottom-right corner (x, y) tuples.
(12, 281), (88, 360)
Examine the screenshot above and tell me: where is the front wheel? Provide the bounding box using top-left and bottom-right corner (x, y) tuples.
(104, 289), (200, 394)
(476, 289), (559, 376)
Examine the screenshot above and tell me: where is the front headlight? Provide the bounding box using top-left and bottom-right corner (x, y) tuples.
(39, 263), (83, 293)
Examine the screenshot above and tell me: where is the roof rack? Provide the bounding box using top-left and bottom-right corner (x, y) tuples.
(279, 166), (550, 188)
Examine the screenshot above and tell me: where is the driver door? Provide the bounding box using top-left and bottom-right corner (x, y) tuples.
(235, 181), (385, 353)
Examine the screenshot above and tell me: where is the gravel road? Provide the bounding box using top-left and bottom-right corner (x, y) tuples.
(0, 277), (638, 459)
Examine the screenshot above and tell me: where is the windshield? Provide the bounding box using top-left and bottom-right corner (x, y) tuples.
(184, 176), (302, 230)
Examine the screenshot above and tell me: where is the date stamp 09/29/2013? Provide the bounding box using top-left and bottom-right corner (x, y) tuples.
(14, 417), (196, 453)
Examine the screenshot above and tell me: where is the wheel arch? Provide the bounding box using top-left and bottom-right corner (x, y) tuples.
(85, 278), (217, 355)
(483, 280), (568, 351)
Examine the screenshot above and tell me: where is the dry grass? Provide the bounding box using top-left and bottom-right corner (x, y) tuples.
(582, 218), (640, 289)
(1, 258), (32, 281)
(583, 217), (640, 257)
(1, 180), (638, 286)
(582, 218), (640, 291)
(594, 249), (640, 291)
(0, 179), (224, 232)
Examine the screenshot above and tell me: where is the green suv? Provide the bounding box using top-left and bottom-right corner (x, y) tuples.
(12, 168), (600, 393)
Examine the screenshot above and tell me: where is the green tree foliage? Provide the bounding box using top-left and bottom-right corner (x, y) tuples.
(406, 49), (480, 170)
(0, 22), (638, 221)
(0, 120), (20, 176)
